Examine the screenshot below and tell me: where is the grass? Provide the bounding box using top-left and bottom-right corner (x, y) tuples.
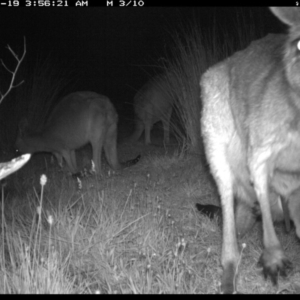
(163, 9), (267, 154)
(0, 147), (217, 294)
(1, 142), (300, 294)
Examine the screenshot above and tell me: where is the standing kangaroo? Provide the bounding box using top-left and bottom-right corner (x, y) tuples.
(16, 91), (140, 174)
(130, 74), (174, 145)
(201, 7), (300, 293)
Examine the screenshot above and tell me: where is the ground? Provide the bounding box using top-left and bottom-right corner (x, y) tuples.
(1, 129), (300, 293)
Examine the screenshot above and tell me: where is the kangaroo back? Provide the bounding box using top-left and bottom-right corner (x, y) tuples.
(16, 92), (120, 174)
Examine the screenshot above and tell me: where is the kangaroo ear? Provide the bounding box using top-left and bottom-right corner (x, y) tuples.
(18, 117), (29, 137)
(270, 7), (300, 27)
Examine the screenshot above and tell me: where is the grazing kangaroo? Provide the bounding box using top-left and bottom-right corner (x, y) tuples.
(130, 74), (174, 145)
(16, 91), (140, 174)
(201, 7), (300, 293)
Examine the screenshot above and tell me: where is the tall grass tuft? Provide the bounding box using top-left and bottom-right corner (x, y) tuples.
(0, 174), (83, 293)
(163, 9), (266, 154)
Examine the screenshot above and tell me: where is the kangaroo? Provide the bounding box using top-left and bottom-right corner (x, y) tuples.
(130, 74), (174, 145)
(200, 7), (300, 293)
(16, 91), (140, 174)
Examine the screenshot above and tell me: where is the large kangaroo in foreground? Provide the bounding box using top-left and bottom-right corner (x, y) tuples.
(16, 91), (140, 174)
(130, 74), (174, 145)
(201, 7), (300, 293)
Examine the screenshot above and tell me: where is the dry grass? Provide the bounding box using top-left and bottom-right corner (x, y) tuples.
(1, 143), (299, 294)
(162, 10), (266, 154)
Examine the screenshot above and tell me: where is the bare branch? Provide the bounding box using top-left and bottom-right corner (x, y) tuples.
(0, 36), (26, 105)
(1, 59), (13, 74)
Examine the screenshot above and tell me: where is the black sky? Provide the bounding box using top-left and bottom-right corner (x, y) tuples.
(0, 7), (286, 115)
